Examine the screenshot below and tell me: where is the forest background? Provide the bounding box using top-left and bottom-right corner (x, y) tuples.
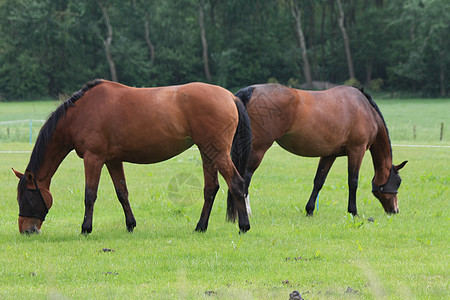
(0, 0), (448, 101)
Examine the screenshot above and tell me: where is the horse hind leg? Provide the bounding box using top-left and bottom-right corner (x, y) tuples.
(305, 156), (336, 216)
(195, 154), (219, 232)
(106, 161), (136, 232)
(217, 155), (250, 233)
(226, 145), (272, 218)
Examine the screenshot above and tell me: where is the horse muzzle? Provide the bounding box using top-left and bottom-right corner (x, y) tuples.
(386, 208), (399, 214)
(18, 216), (42, 234)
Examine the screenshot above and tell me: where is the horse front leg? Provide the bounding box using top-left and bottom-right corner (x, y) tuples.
(347, 150), (365, 216)
(195, 153), (219, 232)
(81, 154), (104, 234)
(305, 156), (336, 216)
(106, 161), (136, 232)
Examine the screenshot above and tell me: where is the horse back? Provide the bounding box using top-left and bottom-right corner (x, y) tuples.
(289, 85), (381, 156)
(248, 84), (381, 157)
(65, 81), (238, 163)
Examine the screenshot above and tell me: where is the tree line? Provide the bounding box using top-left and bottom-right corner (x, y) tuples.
(0, 0), (448, 100)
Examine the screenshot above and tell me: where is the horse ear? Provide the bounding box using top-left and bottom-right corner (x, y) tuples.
(395, 161), (408, 172)
(12, 168), (24, 179)
(25, 170), (35, 183)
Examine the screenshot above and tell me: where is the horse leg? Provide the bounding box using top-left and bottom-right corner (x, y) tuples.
(217, 155), (250, 233)
(305, 156), (336, 216)
(195, 155), (219, 232)
(243, 171), (254, 215)
(347, 149), (365, 216)
(106, 161), (136, 232)
(81, 154), (104, 234)
(227, 146), (271, 217)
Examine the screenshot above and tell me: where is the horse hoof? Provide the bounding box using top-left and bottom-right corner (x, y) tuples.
(81, 226), (92, 235)
(194, 224), (207, 232)
(239, 224), (250, 234)
(126, 220), (136, 232)
(306, 211), (314, 216)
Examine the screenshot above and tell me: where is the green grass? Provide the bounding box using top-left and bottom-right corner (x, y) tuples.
(377, 99), (449, 143)
(0, 101), (59, 143)
(0, 99), (449, 299)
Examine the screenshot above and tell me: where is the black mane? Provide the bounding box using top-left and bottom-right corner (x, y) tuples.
(26, 79), (104, 173)
(360, 88), (393, 157)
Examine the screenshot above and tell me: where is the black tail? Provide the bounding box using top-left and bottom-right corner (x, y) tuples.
(227, 96), (252, 222)
(234, 86), (254, 108)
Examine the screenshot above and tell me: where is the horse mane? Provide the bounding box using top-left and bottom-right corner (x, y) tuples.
(359, 87), (393, 157)
(26, 79), (104, 173)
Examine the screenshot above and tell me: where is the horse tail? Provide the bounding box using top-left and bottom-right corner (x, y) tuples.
(234, 86), (254, 108)
(227, 95), (252, 222)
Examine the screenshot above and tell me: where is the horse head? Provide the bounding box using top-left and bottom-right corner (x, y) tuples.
(13, 169), (53, 234)
(372, 161), (407, 214)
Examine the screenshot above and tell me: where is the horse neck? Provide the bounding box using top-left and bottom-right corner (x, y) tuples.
(31, 123), (73, 189)
(369, 125), (393, 185)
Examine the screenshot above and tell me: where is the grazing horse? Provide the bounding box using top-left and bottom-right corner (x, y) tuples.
(229, 83), (407, 216)
(13, 80), (252, 234)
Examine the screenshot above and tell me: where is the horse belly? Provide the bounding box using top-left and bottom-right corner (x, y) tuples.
(73, 117), (194, 164)
(276, 132), (346, 157)
(112, 133), (194, 164)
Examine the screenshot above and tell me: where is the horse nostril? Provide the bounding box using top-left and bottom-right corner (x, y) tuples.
(23, 226), (40, 235)
(390, 208), (399, 214)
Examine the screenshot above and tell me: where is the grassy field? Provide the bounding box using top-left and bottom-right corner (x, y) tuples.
(0, 98), (449, 299)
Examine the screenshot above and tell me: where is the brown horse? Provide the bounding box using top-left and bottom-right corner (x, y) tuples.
(13, 80), (252, 234)
(229, 83), (407, 216)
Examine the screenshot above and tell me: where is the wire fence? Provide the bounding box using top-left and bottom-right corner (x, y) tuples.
(0, 119), (45, 144)
(0, 119), (447, 146)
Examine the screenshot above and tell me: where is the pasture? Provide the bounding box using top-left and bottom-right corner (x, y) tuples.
(0, 98), (449, 299)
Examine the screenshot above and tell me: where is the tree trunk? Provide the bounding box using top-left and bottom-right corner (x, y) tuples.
(198, 0), (212, 82)
(291, 1), (313, 89)
(98, 2), (118, 82)
(336, 0), (355, 80)
(144, 12), (155, 64)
